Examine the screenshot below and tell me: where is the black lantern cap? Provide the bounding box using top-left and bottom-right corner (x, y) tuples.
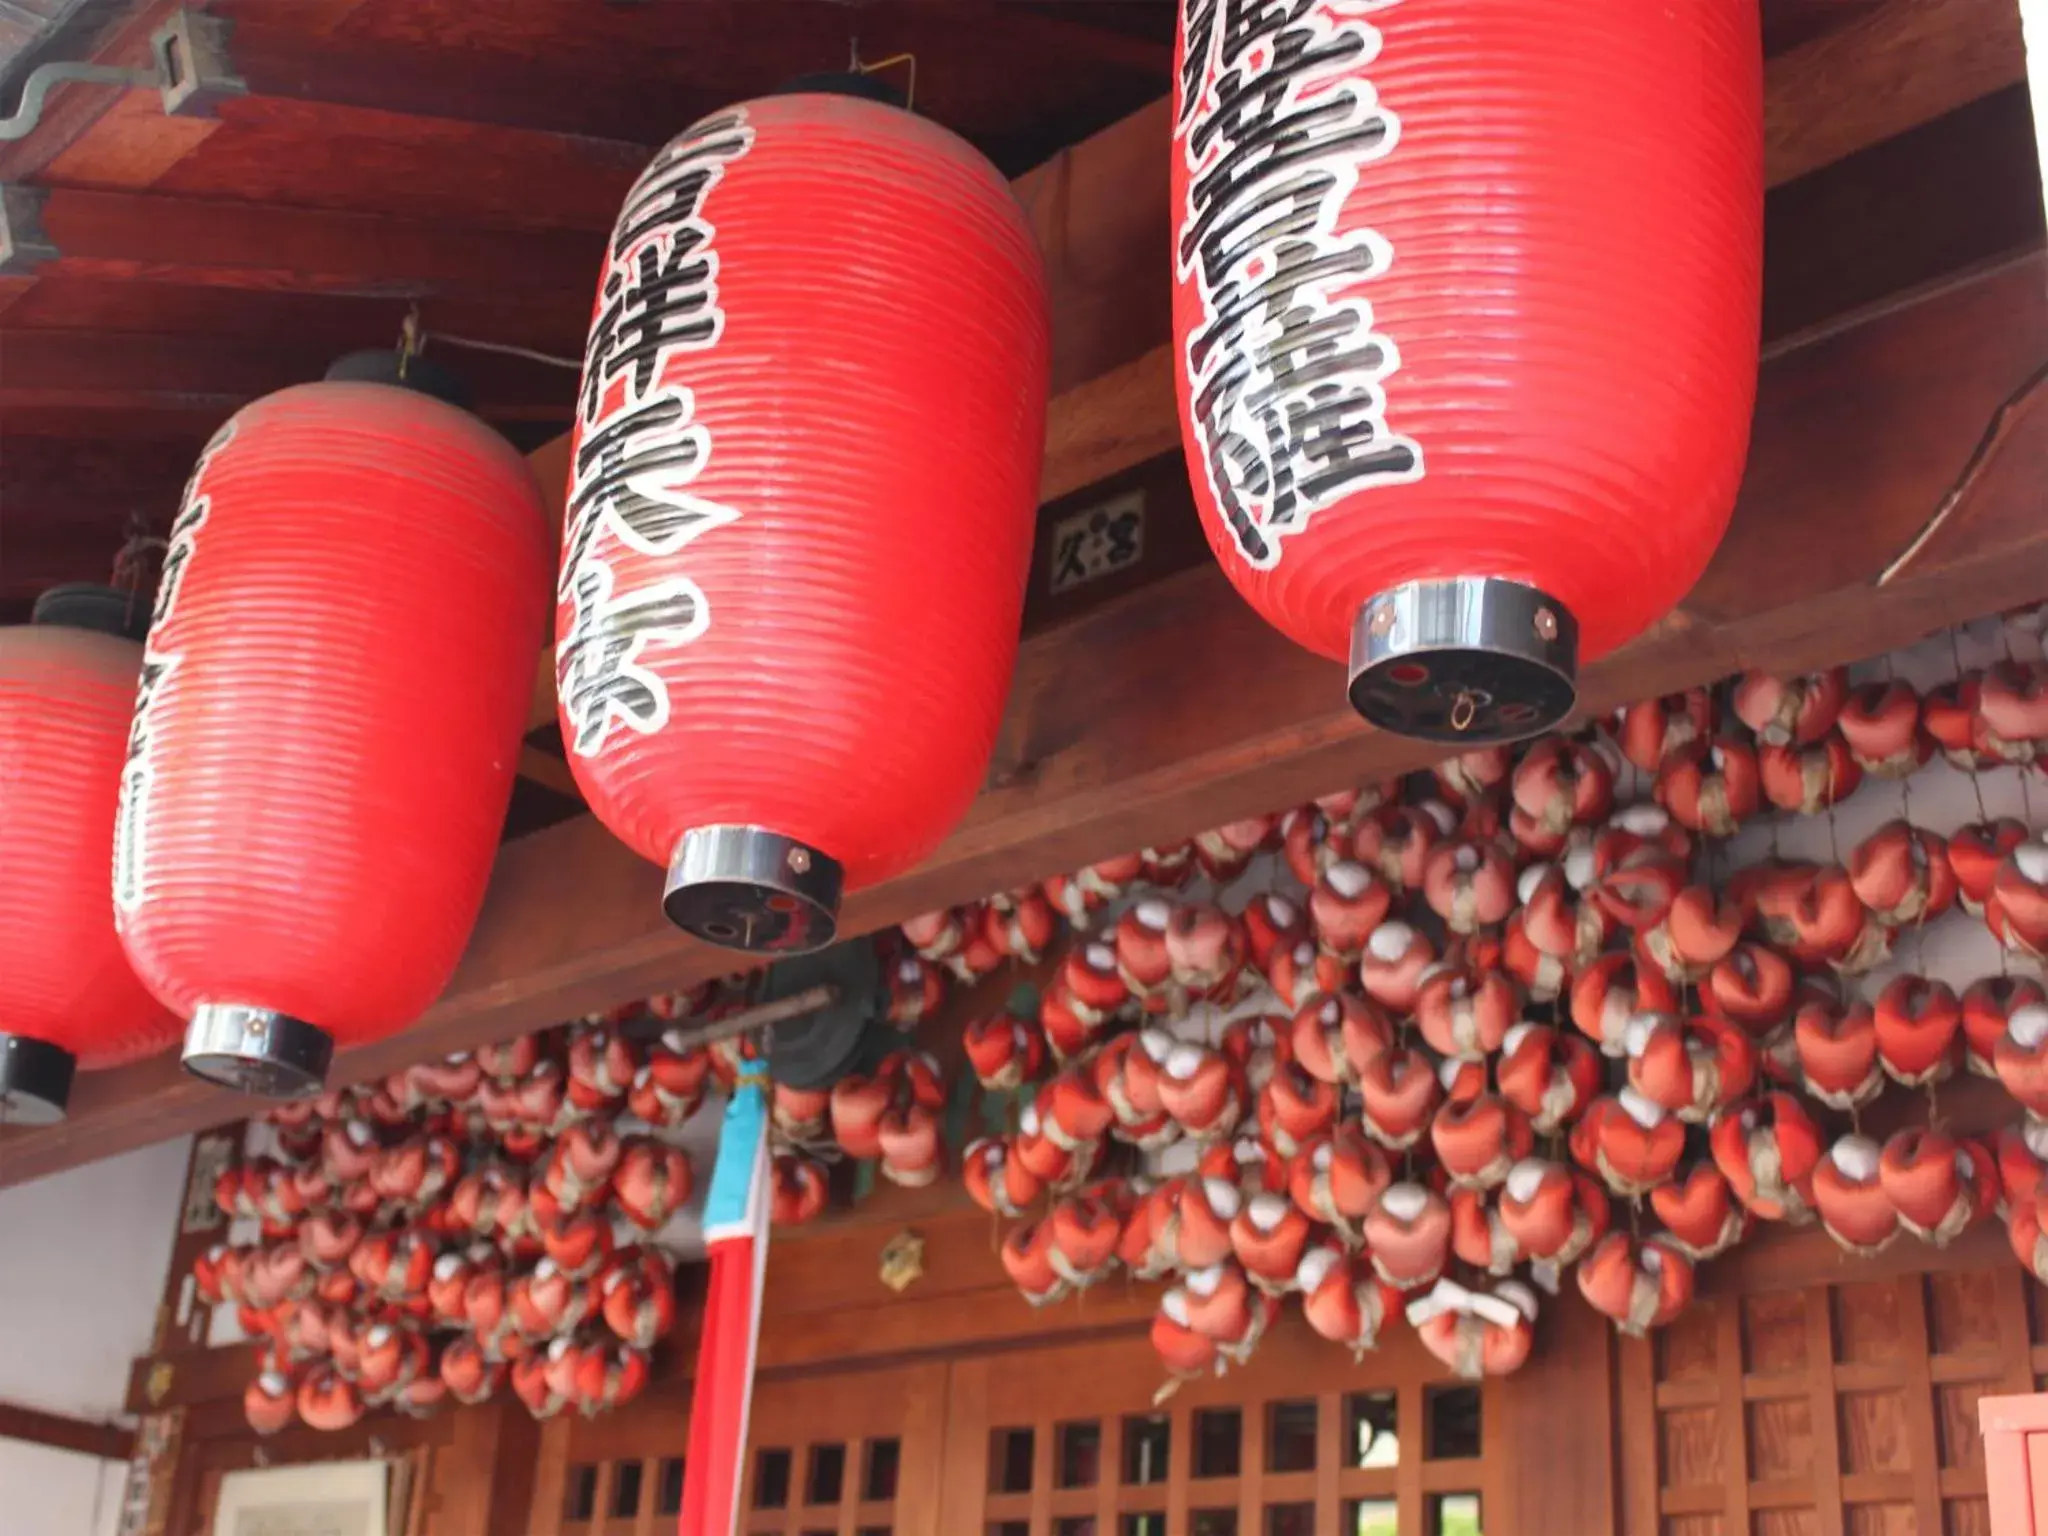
(324, 348), (474, 412)
(0, 1034), (76, 1125)
(31, 583), (151, 643)
(770, 70), (908, 109)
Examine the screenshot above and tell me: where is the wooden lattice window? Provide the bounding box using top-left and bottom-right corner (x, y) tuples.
(526, 1380), (693, 1536)
(552, 1451), (686, 1536)
(944, 1317), (1501, 1533)
(739, 1432), (904, 1534)
(1619, 1262), (2044, 1535)
(525, 1362), (944, 1536)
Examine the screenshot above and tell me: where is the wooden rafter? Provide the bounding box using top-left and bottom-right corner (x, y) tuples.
(1763, 0), (2028, 184)
(8, 240), (2045, 1189)
(199, 19), (700, 149)
(0, 182), (605, 295)
(0, 329), (573, 421)
(0, 1400), (134, 1461)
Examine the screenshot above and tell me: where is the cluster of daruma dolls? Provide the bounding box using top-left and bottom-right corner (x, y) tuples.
(201, 960), (970, 1437)
(897, 652), (2048, 1390)
(197, 1010), (730, 1434)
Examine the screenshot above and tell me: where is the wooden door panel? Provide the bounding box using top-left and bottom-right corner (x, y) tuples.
(939, 1314), (1503, 1536)
(737, 1363), (947, 1536)
(1618, 1264), (2045, 1535)
(525, 1361), (947, 1536)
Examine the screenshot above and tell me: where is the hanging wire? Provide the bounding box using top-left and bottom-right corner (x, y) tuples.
(1881, 651), (1915, 829)
(1823, 757), (1844, 867)
(1948, 627), (1994, 825)
(109, 516), (167, 635)
(400, 303), (583, 371)
(424, 331), (584, 371)
(855, 49), (918, 111)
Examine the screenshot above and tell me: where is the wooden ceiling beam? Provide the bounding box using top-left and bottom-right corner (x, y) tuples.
(0, 329), (573, 424)
(4, 241), (2043, 1189)
(0, 182), (605, 297)
(990, 5), (1174, 76)
(0, 1400), (134, 1462)
(1764, 0), (2029, 185)
(0, 271), (592, 363)
(1761, 85), (2044, 344)
(199, 18), (699, 151)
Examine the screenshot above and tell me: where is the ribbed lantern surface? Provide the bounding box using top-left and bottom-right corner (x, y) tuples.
(115, 383), (552, 1095)
(1171, 0), (1763, 742)
(559, 92), (1050, 954)
(0, 594), (180, 1123)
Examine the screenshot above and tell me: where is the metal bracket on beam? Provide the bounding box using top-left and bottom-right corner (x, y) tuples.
(0, 7), (242, 144)
(150, 8), (244, 119)
(0, 185), (55, 274)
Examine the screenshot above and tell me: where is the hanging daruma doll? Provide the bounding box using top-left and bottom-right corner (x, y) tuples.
(1171, 0), (1763, 742)
(0, 587), (180, 1122)
(560, 81), (1050, 952)
(115, 359), (553, 1094)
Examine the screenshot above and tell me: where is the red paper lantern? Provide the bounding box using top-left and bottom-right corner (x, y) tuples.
(0, 589), (181, 1122)
(559, 87), (1049, 954)
(1171, 0), (1762, 742)
(115, 371), (552, 1094)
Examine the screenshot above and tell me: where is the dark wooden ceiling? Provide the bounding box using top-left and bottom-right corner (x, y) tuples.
(0, 0), (1891, 631)
(0, 0), (1183, 617)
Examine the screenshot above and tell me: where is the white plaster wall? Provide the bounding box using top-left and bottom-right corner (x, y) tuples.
(0, 1135), (191, 1536)
(0, 1443), (125, 1536)
(0, 1135), (191, 1417)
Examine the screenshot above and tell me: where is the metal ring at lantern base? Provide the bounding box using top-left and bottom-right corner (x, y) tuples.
(182, 1004), (334, 1097)
(0, 1034), (77, 1125)
(1347, 576), (1579, 745)
(663, 824), (844, 955)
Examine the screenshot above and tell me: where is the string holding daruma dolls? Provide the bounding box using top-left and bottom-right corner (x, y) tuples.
(561, 79), (1050, 953)
(1169, 0), (1763, 743)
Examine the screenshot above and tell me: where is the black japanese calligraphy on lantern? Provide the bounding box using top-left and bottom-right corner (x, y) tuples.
(558, 110), (754, 758)
(114, 418), (234, 915)
(1176, 0), (1422, 570)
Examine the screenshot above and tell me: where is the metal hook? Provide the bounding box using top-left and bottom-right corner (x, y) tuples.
(857, 51), (918, 113)
(1450, 692), (1478, 734)
(396, 305), (426, 379)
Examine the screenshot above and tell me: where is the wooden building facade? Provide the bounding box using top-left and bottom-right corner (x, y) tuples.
(111, 1134), (2044, 1536)
(2, 2), (2047, 1533)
